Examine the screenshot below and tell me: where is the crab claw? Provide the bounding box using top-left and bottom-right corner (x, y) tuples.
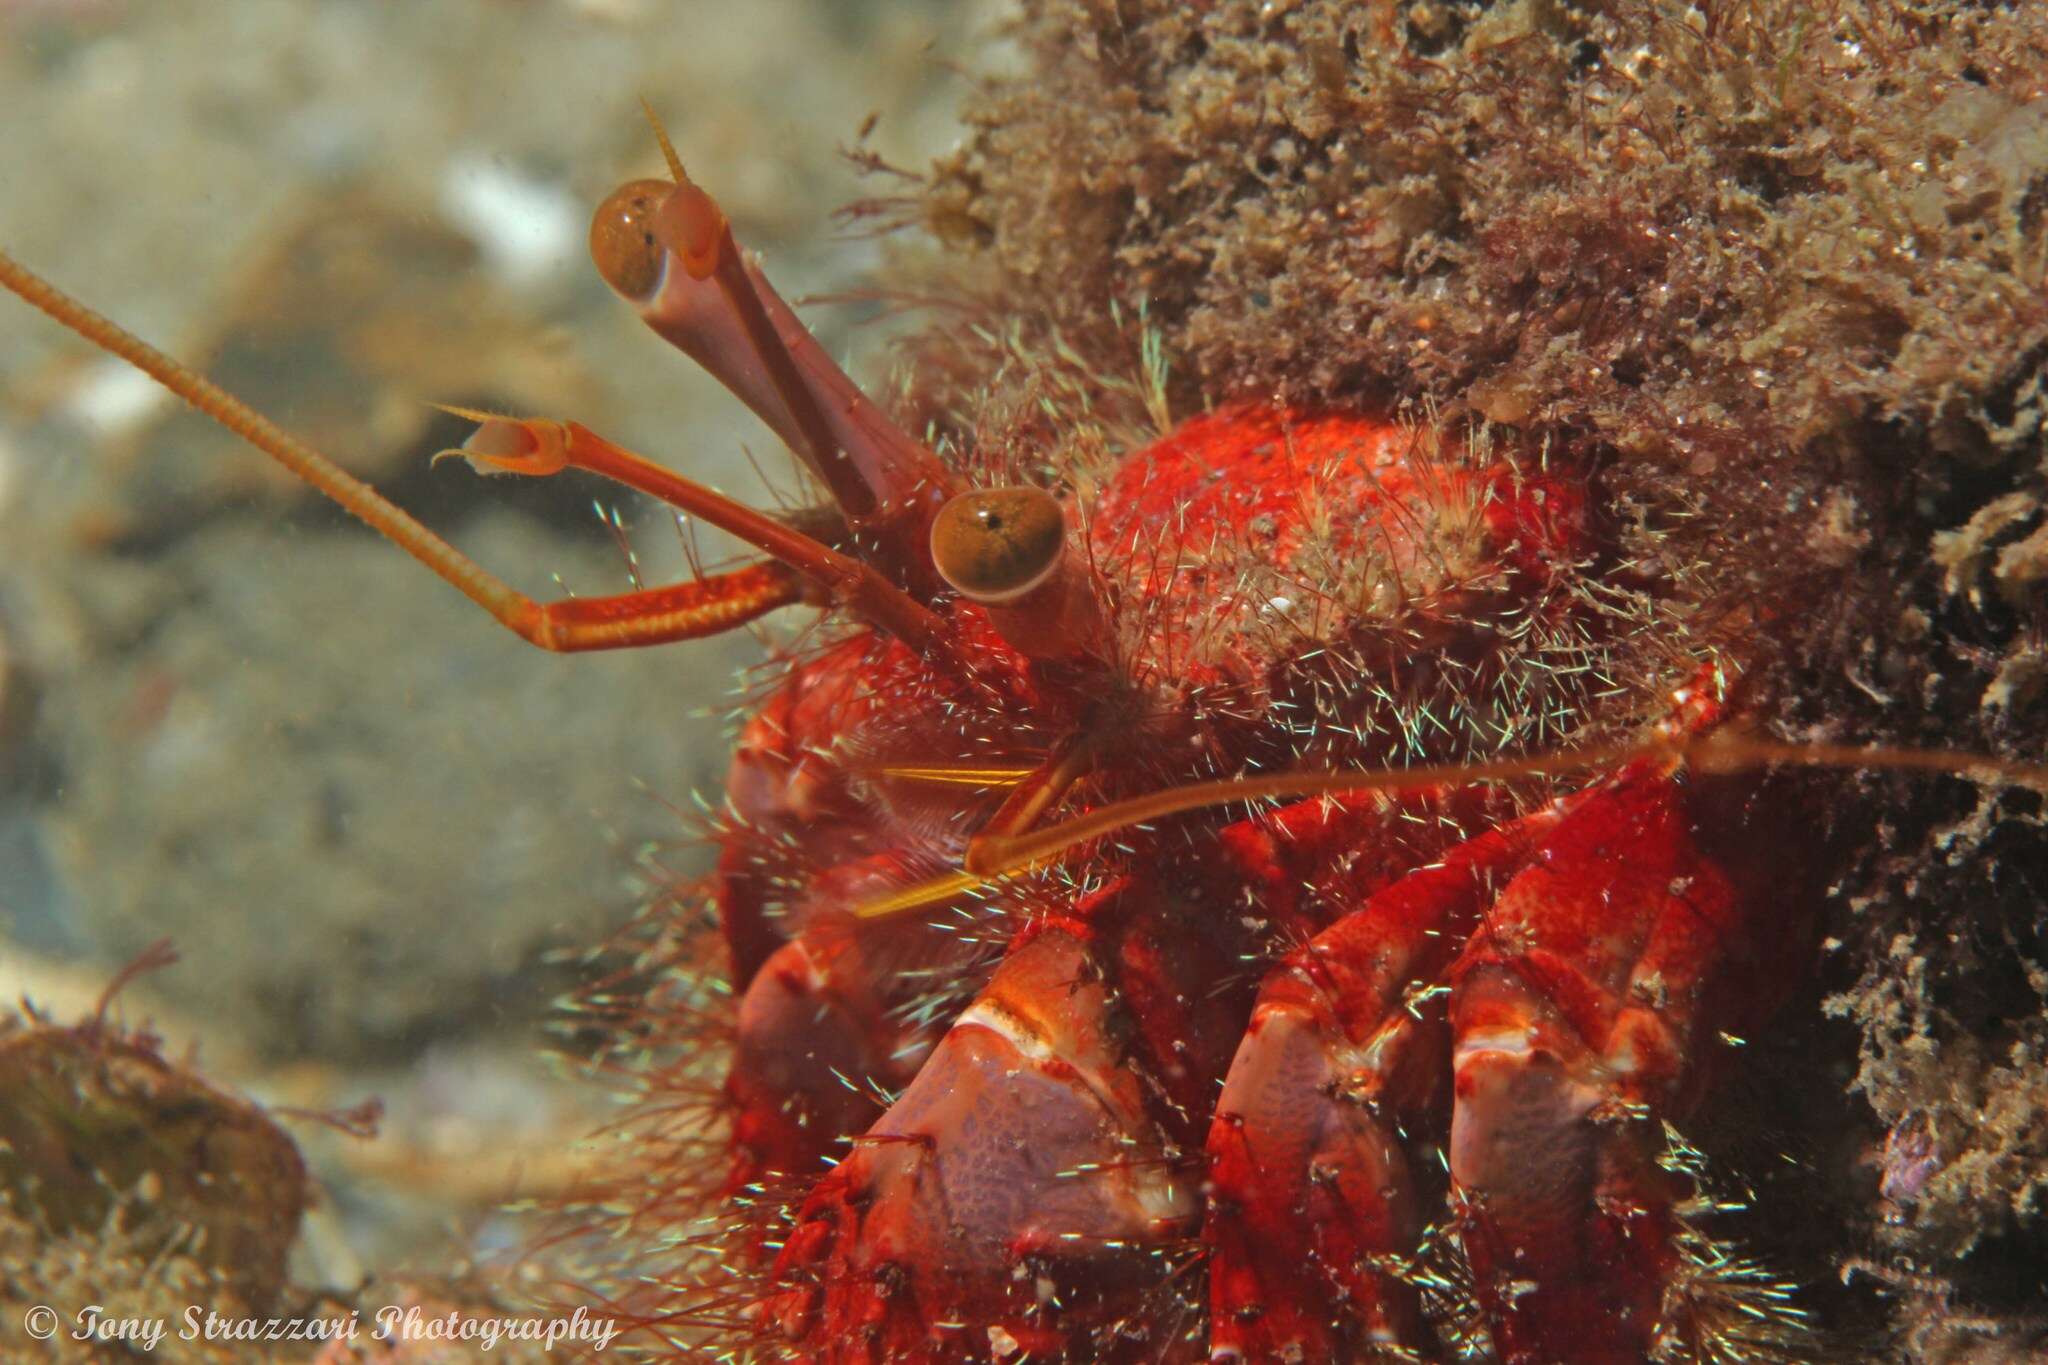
(762, 913), (1202, 1363)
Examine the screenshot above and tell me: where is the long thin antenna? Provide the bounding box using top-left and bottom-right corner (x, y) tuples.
(853, 731), (2048, 921)
(0, 249), (826, 653)
(0, 248), (529, 636)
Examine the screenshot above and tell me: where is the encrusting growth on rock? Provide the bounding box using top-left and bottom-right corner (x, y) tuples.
(913, 0), (2048, 1354)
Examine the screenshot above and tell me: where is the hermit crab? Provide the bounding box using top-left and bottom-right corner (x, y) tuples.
(5, 98), (2043, 1365)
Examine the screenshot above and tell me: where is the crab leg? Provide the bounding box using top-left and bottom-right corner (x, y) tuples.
(1442, 765), (1770, 1362)
(722, 876), (943, 1200)
(1199, 706), (1831, 1364)
(764, 917), (1185, 1361)
(1204, 803), (1564, 1363)
(713, 643), (934, 1188)
(712, 636), (1025, 1205)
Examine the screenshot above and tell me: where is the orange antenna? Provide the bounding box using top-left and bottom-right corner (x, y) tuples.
(0, 249), (528, 638)
(0, 249), (959, 656)
(640, 97), (689, 184)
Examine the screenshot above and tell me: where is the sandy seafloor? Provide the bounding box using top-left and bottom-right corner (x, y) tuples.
(0, 0), (994, 1283)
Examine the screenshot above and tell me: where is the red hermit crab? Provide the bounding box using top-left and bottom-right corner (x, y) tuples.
(6, 105), (2039, 1364)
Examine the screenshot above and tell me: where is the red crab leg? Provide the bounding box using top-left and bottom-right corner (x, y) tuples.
(713, 636), (1028, 1207)
(722, 864), (944, 1201)
(1205, 801), (1566, 1363)
(1444, 769), (1713, 1361)
(1444, 761), (1823, 1363)
(764, 918), (1184, 1361)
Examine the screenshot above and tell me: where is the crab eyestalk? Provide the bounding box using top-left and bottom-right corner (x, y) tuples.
(929, 485), (1108, 661)
(588, 170), (956, 598)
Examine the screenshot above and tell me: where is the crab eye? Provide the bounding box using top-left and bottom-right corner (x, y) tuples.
(930, 486), (1066, 604)
(589, 178), (672, 300)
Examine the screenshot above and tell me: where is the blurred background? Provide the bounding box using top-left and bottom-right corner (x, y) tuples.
(0, 0), (998, 1282)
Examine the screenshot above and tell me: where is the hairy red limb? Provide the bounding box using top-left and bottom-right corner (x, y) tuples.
(1206, 805), (1567, 1360)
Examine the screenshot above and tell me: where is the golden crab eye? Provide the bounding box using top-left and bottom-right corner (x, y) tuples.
(930, 486), (1067, 604)
(589, 178), (673, 300)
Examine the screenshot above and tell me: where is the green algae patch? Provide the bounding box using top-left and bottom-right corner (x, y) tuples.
(0, 1015), (308, 1314)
